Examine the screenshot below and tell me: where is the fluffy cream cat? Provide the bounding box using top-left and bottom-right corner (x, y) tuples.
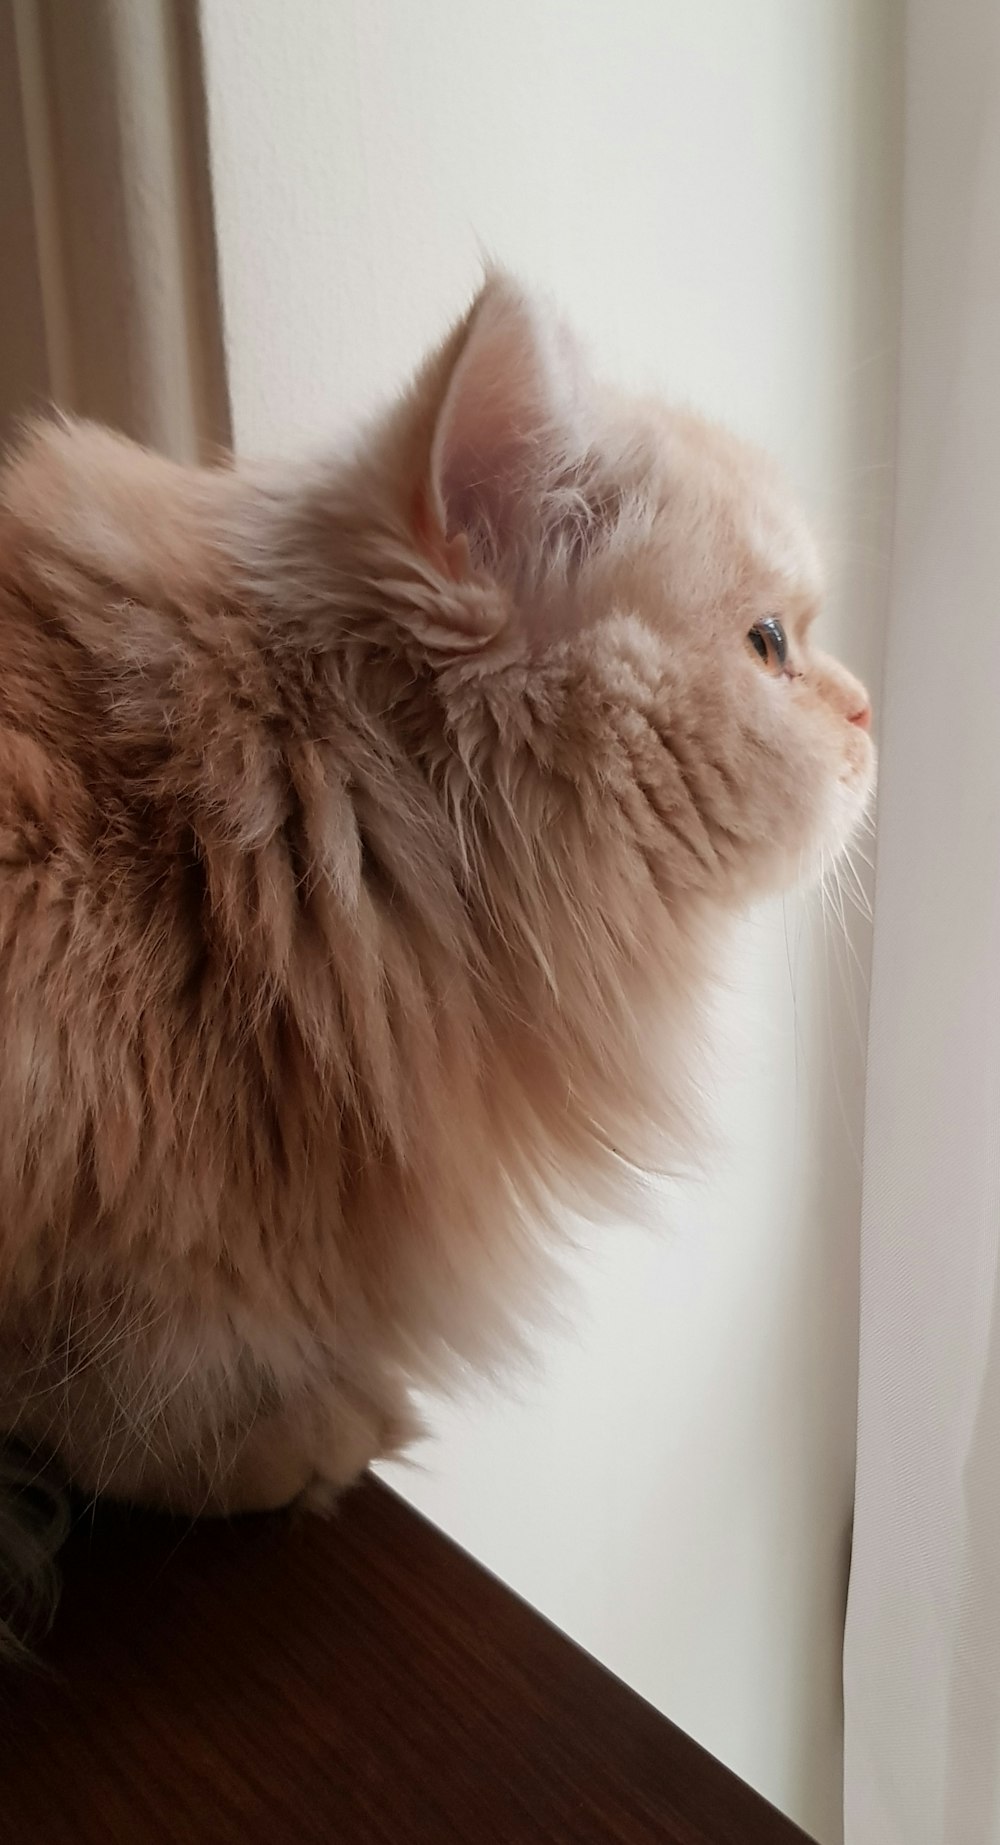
(0, 274), (872, 1641)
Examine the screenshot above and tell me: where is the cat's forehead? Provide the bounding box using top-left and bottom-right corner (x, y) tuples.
(652, 407), (823, 604)
(744, 480), (823, 603)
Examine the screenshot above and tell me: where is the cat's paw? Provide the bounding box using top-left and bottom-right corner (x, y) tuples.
(206, 1384), (419, 1517)
(295, 1394), (420, 1515)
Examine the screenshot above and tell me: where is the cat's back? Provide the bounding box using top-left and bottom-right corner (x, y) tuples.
(0, 426), (192, 865)
(0, 420), (265, 839)
(0, 417), (237, 614)
(0, 424), (291, 1257)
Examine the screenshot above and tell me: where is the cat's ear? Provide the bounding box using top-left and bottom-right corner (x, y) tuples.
(400, 274), (594, 647)
(427, 274), (588, 569)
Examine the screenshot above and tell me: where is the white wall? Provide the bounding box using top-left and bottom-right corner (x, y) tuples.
(199, 6), (901, 1838)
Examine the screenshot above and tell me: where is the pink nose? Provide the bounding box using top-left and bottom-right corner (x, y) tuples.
(848, 703), (872, 731)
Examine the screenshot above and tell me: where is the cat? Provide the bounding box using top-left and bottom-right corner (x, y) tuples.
(0, 272), (873, 1646)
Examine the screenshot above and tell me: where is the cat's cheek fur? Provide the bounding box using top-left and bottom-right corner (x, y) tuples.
(727, 664), (876, 896)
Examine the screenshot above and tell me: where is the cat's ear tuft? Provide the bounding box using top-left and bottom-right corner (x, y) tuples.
(422, 272), (591, 585)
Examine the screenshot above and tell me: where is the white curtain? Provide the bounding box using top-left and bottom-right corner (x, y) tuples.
(843, 3), (1000, 1841)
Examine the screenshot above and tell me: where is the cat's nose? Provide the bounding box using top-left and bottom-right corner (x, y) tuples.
(848, 702), (871, 731)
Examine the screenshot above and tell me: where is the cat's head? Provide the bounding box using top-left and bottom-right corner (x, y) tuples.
(356, 272), (875, 904)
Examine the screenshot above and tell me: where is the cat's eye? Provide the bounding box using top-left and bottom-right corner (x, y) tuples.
(747, 617), (788, 671)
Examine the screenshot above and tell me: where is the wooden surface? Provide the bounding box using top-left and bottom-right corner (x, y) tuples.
(2, 1476), (814, 1844)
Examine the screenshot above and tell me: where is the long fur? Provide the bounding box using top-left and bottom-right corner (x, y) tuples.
(0, 274), (874, 1642)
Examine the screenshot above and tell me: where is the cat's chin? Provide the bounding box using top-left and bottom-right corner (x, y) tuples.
(731, 756), (876, 905)
(792, 764), (876, 894)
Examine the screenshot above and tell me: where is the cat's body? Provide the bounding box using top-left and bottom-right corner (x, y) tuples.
(0, 277), (872, 1631)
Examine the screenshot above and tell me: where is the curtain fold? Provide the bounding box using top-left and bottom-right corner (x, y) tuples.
(844, 3), (1000, 1840)
(8, 0), (229, 458)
